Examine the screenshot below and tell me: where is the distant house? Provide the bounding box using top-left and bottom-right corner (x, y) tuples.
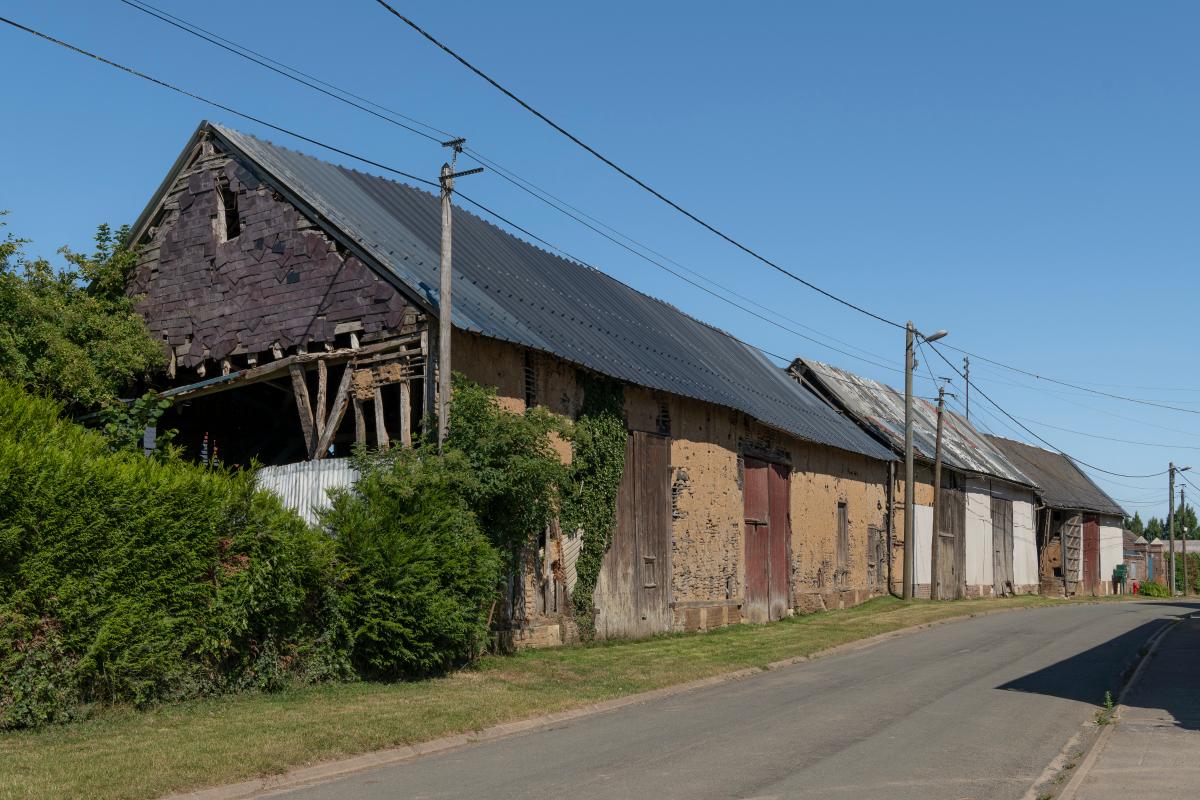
(985, 436), (1125, 596)
(126, 121), (898, 645)
(789, 360), (1040, 598)
(1123, 531), (1148, 585)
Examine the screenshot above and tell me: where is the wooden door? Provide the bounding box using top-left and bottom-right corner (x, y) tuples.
(991, 497), (1014, 596)
(1082, 516), (1101, 595)
(743, 458), (792, 623)
(767, 463), (792, 620)
(743, 458), (771, 624)
(593, 431), (671, 638)
(935, 478), (965, 599)
(636, 433), (672, 634)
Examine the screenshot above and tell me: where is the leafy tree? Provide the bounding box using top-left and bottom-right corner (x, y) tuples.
(1173, 502), (1198, 539)
(1145, 517), (1164, 540)
(0, 214), (162, 411)
(1126, 511), (1144, 535)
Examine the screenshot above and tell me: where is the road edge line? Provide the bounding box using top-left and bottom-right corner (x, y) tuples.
(161, 598), (1132, 800)
(1042, 613), (1181, 800)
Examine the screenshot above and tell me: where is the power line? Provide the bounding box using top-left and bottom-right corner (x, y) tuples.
(118, 0), (447, 144)
(3, 14), (854, 407)
(0, 16), (440, 191)
(923, 341), (1169, 479)
(1013, 415), (1200, 451)
(372, 0), (906, 330)
(117, 0), (908, 376)
(940, 342), (1200, 415)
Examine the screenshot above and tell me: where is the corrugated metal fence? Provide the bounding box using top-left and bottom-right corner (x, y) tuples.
(256, 458), (360, 526)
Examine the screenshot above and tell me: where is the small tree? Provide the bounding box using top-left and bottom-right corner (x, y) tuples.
(0, 215), (161, 410)
(1127, 511), (1144, 536)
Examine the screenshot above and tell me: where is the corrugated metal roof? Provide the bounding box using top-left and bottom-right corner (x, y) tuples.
(791, 358), (1034, 486)
(207, 123), (894, 462)
(985, 435), (1126, 517)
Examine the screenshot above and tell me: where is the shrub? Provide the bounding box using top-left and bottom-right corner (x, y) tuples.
(443, 375), (567, 566)
(323, 447), (501, 678)
(0, 383), (350, 728)
(1138, 580), (1170, 598)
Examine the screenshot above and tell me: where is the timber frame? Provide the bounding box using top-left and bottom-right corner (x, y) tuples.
(160, 331), (425, 458)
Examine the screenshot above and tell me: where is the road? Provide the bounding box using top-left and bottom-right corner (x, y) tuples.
(271, 601), (1197, 800)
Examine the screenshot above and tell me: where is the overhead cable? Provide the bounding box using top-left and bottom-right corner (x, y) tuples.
(371, 0), (907, 330)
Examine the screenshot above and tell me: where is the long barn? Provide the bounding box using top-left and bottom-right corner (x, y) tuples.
(127, 120), (899, 644)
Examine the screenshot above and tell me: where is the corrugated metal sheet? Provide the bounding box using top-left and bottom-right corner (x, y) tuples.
(792, 358), (1033, 486)
(985, 435), (1126, 517)
(208, 123), (894, 463)
(256, 458), (359, 526)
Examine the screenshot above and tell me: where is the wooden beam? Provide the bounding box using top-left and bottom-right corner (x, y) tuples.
(374, 387), (389, 452)
(158, 334), (422, 403)
(289, 363), (316, 457)
(399, 380), (412, 447)
(314, 359), (328, 443)
(312, 365), (354, 458)
(353, 396), (367, 445)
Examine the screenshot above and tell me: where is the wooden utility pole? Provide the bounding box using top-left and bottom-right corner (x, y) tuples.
(437, 161), (454, 452)
(930, 386), (947, 600)
(903, 321), (916, 600)
(1168, 462), (1177, 595)
(434, 139), (483, 453)
(1182, 483), (1189, 597)
(963, 356), (970, 421)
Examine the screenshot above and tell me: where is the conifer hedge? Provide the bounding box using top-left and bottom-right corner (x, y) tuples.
(0, 383), (351, 728)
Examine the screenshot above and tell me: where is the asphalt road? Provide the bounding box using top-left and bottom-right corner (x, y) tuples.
(272, 601), (1198, 800)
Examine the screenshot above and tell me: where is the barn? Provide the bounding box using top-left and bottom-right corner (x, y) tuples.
(126, 120), (898, 644)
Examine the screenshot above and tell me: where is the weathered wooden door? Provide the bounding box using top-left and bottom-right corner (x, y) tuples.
(991, 497), (1014, 596)
(934, 477), (965, 600)
(1082, 515), (1101, 595)
(593, 431), (671, 639)
(743, 458), (791, 623)
(767, 463), (792, 620)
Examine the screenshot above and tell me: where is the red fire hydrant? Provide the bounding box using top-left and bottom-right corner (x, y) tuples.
(1132, 580), (1140, 596)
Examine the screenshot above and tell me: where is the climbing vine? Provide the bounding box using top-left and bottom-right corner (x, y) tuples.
(560, 372), (626, 639)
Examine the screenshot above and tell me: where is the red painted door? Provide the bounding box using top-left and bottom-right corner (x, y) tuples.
(1083, 516), (1100, 595)
(743, 458), (791, 623)
(743, 458), (771, 624)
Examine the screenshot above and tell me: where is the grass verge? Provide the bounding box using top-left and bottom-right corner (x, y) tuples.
(0, 594), (1129, 800)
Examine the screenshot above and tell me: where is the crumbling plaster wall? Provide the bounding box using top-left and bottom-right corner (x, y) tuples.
(454, 334), (893, 640)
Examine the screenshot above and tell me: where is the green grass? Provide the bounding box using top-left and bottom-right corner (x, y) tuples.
(0, 594), (1126, 800)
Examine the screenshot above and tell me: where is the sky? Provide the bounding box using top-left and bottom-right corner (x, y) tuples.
(3, 1), (1199, 519)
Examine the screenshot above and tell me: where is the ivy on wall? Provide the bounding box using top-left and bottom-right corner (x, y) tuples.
(559, 372), (626, 640)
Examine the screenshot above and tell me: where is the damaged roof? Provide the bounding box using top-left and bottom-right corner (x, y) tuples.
(791, 358), (1034, 486)
(985, 435), (1126, 517)
(157, 122), (895, 462)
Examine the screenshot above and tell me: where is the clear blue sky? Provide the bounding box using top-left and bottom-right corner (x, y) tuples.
(4, 1), (1199, 519)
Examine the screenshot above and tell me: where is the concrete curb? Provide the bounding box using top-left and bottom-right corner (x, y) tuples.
(1046, 612), (1183, 800)
(163, 598), (1131, 800)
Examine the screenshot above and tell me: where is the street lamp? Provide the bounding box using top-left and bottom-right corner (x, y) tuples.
(903, 323), (949, 600)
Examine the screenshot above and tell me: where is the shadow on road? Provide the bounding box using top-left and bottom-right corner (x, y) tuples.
(996, 602), (1200, 730)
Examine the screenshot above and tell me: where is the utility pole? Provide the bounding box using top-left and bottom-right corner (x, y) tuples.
(902, 323), (949, 602)
(930, 386), (947, 600)
(963, 356), (970, 421)
(1168, 462), (1177, 595)
(1182, 482), (1189, 597)
(435, 138), (482, 453)
(903, 322), (916, 600)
